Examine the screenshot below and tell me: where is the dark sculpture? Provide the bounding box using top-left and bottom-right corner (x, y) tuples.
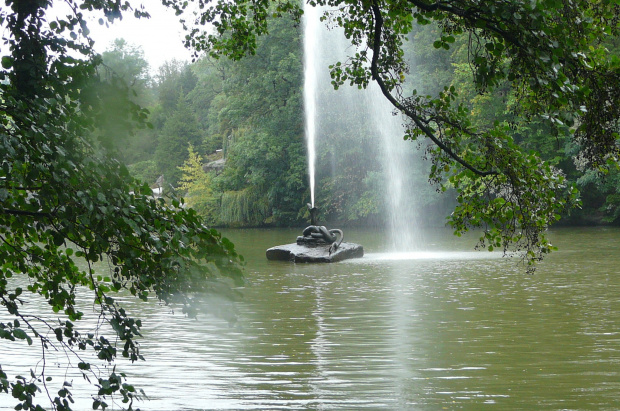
(266, 203), (363, 262)
(297, 204), (344, 254)
(308, 203), (319, 226)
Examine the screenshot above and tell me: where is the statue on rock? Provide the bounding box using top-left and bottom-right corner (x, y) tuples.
(296, 204), (343, 254)
(298, 225), (344, 255)
(266, 203), (363, 263)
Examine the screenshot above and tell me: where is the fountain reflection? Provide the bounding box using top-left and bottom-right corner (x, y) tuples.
(358, 251), (504, 262)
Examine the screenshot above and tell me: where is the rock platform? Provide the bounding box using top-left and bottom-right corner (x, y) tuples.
(266, 242), (364, 263)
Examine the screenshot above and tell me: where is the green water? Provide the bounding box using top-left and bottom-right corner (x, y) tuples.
(1, 227), (619, 410)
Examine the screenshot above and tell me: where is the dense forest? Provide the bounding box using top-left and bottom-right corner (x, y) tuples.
(101, 17), (620, 228)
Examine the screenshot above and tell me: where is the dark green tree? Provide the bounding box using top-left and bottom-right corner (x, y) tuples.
(0, 2), (242, 410)
(201, 13), (306, 226)
(155, 99), (204, 185)
(154, 60), (196, 113)
(188, 57), (228, 154)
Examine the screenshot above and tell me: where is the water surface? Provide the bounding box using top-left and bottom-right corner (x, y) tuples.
(1, 227), (619, 410)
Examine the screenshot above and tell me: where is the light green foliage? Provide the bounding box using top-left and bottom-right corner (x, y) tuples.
(0, 1), (242, 410)
(220, 187), (270, 226)
(178, 145), (220, 223)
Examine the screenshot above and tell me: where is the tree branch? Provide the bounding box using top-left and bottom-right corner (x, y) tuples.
(369, 0), (498, 177)
(406, 0), (524, 48)
(1, 208), (53, 218)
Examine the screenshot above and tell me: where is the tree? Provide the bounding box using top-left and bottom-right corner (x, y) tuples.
(192, 12), (306, 227)
(100, 38), (151, 101)
(153, 60), (196, 113)
(181, 0), (619, 269)
(178, 145), (220, 223)
(1, 2), (242, 410)
(155, 98), (204, 185)
(95, 38), (156, 165)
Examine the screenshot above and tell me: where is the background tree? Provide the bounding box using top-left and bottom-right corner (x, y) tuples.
(154, 98), (204, 185)
(94, 39), (156, 165)
(154, 61), (197, 114)
(179, 12), (307, 227)
(100, 39), (151, 102)
(60, 1), (618, 235)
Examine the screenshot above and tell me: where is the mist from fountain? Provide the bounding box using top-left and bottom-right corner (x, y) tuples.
(303, 4), (423, 250)
(364, 91), (419, 250)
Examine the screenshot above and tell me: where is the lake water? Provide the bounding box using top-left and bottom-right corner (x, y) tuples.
(1, 227), (619, 410)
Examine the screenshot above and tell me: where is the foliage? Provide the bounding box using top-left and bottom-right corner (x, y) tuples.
(126, 160), (160, 184)
(178, 145), (221, 224)
(220, 187), (270, 226)
(194, 12), (306, 226)
(91, 38), (156, 164)
(0, 1), (242, 410)
(100, 38), (151, 102)
(154, 99), (204, 185)
(154, 61), (197, 113)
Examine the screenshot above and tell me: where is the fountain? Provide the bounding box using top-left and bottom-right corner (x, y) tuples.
(304, 1), (319, 209)
(304, 4), (423, 250)
(267, 1), (422, 262)
(265, 3), (363, 263)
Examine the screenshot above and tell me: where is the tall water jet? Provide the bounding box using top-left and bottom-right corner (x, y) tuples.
(302, 4), (424, 251)
(303, 2), (320, 207)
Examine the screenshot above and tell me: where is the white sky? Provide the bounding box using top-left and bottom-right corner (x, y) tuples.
(83, 3), (194, 71)
(0, 3), (196, 74)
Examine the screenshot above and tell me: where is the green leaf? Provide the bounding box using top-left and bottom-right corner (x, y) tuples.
(12, 329), (28, 340)
(1, 56), (12, 69)
(0, 329), (15, 340)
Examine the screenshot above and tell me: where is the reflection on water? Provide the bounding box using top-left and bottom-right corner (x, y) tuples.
(1, 227), (620, 410)
(360, 251), (503, 262)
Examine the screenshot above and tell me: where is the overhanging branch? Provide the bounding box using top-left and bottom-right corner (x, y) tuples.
(405, 0), (524, 48)
(369, 0), (498, 177)
(1, 208), (53, 218)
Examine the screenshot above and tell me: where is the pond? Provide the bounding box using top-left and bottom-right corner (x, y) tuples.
(1, 227), (619, 410)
